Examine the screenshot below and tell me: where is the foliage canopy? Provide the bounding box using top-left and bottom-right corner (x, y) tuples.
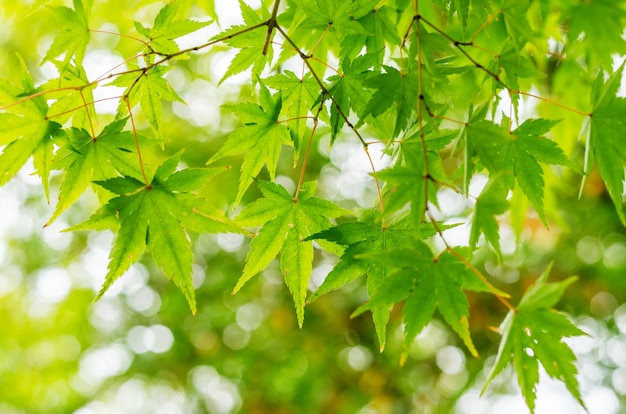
(2, 0), (626, 412)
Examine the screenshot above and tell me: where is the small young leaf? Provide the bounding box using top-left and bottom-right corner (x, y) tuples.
(135, 1), (212, 54)
(482, 265), (586, 413)
(43, 0), (91, 67)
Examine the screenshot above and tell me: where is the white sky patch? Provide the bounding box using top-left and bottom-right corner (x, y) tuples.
(191, 365), (242, 414)
(32, 267), (72, 304)
(78, 344), (133, 385)
(127, 324), (175, 354)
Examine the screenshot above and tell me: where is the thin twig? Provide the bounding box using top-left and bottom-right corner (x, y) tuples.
(263, 0), (281, 55)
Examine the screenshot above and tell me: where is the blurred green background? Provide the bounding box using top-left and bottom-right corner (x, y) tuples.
(1, 0), (626, 413)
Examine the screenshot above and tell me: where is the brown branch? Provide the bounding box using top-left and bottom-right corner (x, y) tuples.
(263, 0), (282, 55)
(414, 14), (431, 223)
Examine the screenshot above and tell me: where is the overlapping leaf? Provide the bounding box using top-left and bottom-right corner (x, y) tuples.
(109, 65), (185, 139)
(134, 1), (211, 55)
(361, 65), (419, 137)
(0, 57), (57, 198)
(326, 54), (378, 141)
(40, 60), (96, 130)
(352, 244), (501, 356)
(264, 71), (321, 158)
(67, 153), (242, 314)
(482, 264), (586, 413)
(344, 5), (401, 70)
(43, 0), (91, 67)
(468, 118), (570, 224)
(307, 212), (460, 349)
(567, 0), (626, 66)
(374, 128), (455, 221)
(207, 80), (291, 206)
(234, 180), (351, 327)
(47, 118), (155, 225)
(501, 0), (533, 48)
(470, 173), (509, 257)
(295, 0), (367, 36)
(217, 0), (271, 84)
(586, 63), (626, 222)
(433, 0), (491, 28)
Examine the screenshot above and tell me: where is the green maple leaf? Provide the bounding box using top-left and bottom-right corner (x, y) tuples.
(482, 264), (586, 413)
(67, 153), (242, 314)
(585, 63), (626, 223)
(109, 65), (185, 140)
(501, 0), (533, 48)
(0, 56), (58, 199)
(470, 173), (509, 258)
(352, 245), (501, 357)
(47, 118), (156, 225)
(362, 65), (419, 137)
(40, 60), (96, 130)
(306, 212), (457, 350)
(134, 1), (211, 55)
(468, 118), (570, 225)
(264, 71), (321, 159)
(296, 0), (366, 36)
(567, 0), (626, 66)
(234, 180), (351, 327)
(346, 6), (401, 70)
(208, 80), (291, 206)
(488, 46), (540, 117)
(433, 0), (491, 28)
(218, 0), (271, 84)
(507, 118), (571, 225)
(43, 0), (91, 67)
(326, 54), (378, 141)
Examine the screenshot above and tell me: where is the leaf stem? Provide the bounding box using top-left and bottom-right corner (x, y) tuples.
(89, 29), (151, 48)
(469, 7), (503, 43)
(426, 211), (516, 312)
(2, 86), (82, 111)
(276, 25), (387, 220)
(46, 96), (122, 121)
(447, 247), (517, 312)
(93, 53), (144, 83)
(79, 89), (96, 138)
(295, 96), (324, 202)
(311, 23), (332, 56)
(513, 90), (592, 116)
(125, 97), (150, 187)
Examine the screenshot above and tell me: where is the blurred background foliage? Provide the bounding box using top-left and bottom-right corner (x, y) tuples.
(1, 0), (626, 413)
